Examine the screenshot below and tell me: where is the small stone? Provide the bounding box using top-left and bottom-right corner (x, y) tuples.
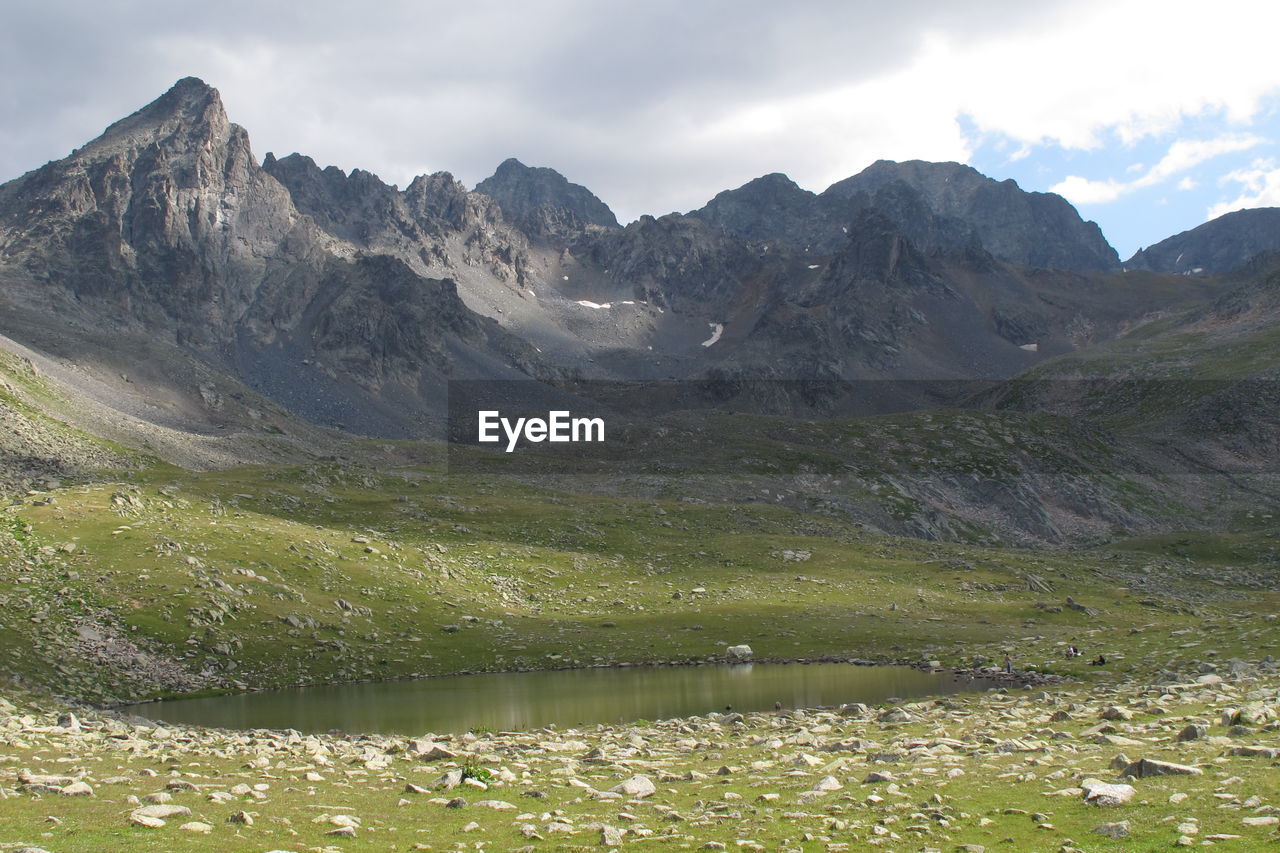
(1093, 820), (1130, 838)
(129, 813), (166, 828)
(227, 810), (254, 825)
(180, 821), (213, 834)
(1177, 724), (1208, 742)
(611, 775), (656, 798)
(1081, 778), (1135, 807)
(1122, 758), (1202, 777)
(132, 804), (191, 819)
(1243, 816), (1280, 827)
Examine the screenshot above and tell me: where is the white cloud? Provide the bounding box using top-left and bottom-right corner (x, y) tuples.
(6, 0), (1280, 221)
(1208, 157), (1280, 218)
(1177, 177), (1197, 191)
(1049, 175), (1127, 204)
(1050, 134), (1262, 205)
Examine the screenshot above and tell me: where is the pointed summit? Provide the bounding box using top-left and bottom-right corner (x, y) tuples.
(474, 158), (618, 230)
(82, 77), (229, 158)
(690, 172), (833, 247)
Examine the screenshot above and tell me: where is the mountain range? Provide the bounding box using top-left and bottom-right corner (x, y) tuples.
(0, 77), (1273, 447)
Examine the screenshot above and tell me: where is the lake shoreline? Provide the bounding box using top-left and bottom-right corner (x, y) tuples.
(109, 655), (1061, 734)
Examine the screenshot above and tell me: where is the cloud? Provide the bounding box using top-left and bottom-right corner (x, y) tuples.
(1050, 134), (1263, 205)
(1208, 157), (1280, 218)
(1050, 175), (1127, 205)
(4, 0), (1280, 223)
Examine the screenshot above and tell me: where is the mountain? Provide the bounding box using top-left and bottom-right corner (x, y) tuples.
(0, 77), (549, 436)
(0, 76), (1275, 557)
(474, 157), (619, 235)
(689, 160), (1122, 274)
(0, 76), (1232, 441)
(1125, 207), (1280, 274)
(823, 160), (1122, 272)
(689, 172), (845, 250)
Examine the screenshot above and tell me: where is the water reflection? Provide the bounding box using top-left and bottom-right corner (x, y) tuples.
(123, 663), (991, 735)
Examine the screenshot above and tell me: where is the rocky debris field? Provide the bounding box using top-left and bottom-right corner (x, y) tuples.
(3, 662), (1280, 852)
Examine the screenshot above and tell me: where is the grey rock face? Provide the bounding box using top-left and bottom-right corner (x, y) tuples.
(0, 77), (550, 435)
(824, 159), (1121, 271)
(475, 157), (619, 233)
(0, 77), (306, 337)
(1125, 208), (1280, 274)
(690, 172), (845, 250)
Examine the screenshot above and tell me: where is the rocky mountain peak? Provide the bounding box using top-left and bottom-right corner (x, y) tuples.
(75, 76), (230, 162)
(1125, 207), (1280, 274)
(689, 172), (833, 248)
(474, 157), (619, 231)
(824, 159), (1121, 272)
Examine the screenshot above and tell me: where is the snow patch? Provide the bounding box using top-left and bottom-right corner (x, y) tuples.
(575, 300), (612, 309)
(1019, 343), (1039, 352)
(701, 322), (724, 348)
(807, 264), (821, 269)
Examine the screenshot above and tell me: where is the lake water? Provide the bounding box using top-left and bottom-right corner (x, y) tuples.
(122, 663), (993, 735)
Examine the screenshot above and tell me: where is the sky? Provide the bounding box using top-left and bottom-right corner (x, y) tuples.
(5, 1), (1280, 259)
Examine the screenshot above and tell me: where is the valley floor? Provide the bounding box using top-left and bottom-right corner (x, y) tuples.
(1, 458), (1278, 851)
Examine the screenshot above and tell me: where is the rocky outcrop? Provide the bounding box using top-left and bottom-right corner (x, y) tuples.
(688, 161), (1119, 273)
(1125, 208), (1280, 274)
(690, 173), (845, 250)
(824, 160), (1121, 272)
(0, 78), (550, 436)
(475, 157), (619, 235)
(0, 77), (310, 337)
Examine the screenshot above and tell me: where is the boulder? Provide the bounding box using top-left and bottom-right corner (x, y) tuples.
(1082, 778), (1135, 806)
(1122, 758), (1203, 778)
(611, 775), (656, 798)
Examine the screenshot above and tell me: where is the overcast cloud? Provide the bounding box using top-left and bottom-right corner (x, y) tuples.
(5, 1), (1280, 254)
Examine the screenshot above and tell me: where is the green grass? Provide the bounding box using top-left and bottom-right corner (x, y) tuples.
(2, 456), (1276, 707)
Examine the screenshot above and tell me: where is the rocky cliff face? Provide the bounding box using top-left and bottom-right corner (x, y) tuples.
(474, 158), (619, 235)
(0, 78), (311, 338)
(824, 160), (1121, 272)
(690, 173), (845, 250)
(0, 78), (550, 435)
(0, 76), (1238, 435)
(688, 160), (1120, 273)
(1125, 208), (1280, 274)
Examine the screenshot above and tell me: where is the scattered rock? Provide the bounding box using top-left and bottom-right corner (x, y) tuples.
(611, 775), (657, 798)
(1093, 820), (1130, 838)
(1121, 758), (1202, 778)
(1081, 778), (1135, 806)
